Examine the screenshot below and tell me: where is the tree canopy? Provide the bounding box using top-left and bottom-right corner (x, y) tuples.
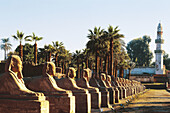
(126, 35), (153, 67)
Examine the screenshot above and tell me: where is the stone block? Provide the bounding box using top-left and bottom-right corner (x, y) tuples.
(0, 98), (49, 113)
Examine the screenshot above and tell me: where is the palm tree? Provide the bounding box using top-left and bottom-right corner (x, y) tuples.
(1, 38), (12, 60)
(72, 50), (82, 78)
(12, 30), (25, 61)
(104, 26), (124, 77)
(86, 27), (104, 78)
(44, 44), (55, 62)
(25, 32), (43, 64)
(52, 41), (64, 66)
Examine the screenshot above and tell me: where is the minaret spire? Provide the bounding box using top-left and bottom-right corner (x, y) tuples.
(155, 22), (164, 74)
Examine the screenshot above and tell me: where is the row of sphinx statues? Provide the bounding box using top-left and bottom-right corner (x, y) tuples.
(0, 55), (146, 113)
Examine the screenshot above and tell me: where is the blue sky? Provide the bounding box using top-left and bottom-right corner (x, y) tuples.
(0, 0), (170, 61)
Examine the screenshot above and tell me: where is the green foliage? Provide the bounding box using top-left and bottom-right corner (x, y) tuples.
(25, 32), (43, 43)
(1, 38), (12, 60)
(15, 43), (34, 63)
(126, 35), (153, 66)
(12, 30), (25, 43)
(163, 52), (170, 70)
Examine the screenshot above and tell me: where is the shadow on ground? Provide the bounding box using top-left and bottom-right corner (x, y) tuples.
(115, 106), (170, 113)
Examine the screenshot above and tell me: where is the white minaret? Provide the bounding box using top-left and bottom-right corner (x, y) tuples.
(155, 22), (164, 74)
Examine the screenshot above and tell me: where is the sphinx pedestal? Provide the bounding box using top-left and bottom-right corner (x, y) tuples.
(76, 78), (101, 109)
(89, 78), (110, 107)
(0, 95), (49, 113)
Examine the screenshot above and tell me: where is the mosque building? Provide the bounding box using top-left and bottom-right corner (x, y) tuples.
(128, 23), (166, 82)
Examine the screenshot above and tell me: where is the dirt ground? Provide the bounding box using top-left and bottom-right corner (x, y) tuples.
(115, 89), (170, 113)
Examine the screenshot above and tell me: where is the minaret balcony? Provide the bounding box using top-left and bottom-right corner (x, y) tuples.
(155, 39), (164, 44)
(154, 50), (164, 53)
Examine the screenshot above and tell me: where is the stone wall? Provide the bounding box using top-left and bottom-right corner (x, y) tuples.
(0, 63), (43, 77)
(130, 67), (155, 75)
(0, 63), (5, 74)
(129, 75), (154, 83)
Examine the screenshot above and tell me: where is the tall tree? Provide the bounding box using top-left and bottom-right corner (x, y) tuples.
(72, 50), (82, 78)
(86, 27), (104, 78)
(44, 44), (55, 62)
(126, 35), (153, 66)
(163, 52), (170, 70)
(15, 43), (34, 63)
(25, 32), (43, 65)
(1, 38), (12, 60)
(104, 26), (124, 76)
(52, 41), (64, 66)
(12, 30), (25, 61)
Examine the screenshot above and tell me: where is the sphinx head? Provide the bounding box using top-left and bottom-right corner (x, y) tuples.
(101, 73), (106, 81)
(68, 67), (76, 79)
(43, 62), (56, 77)
(107, 75), (111, 83)
(5, 55), (23, 79)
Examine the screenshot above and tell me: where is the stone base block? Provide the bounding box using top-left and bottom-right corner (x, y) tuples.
(91, 92), (101, 109)
(74, 93), (91, 113)
(114, 89), (119, 103)
(0, 99), (49, 113)
(100, 91), (110, 107)
(47, 95), (75, 113)
(108, 88), (115, 104)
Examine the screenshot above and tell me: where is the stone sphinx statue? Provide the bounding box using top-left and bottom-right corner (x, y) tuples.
(99, 73), (115, 104)
(89, 72), (110, 107)
(26, 62), (75, 113)
(56, 67), (91, 113)
(76, 68), (101, 109)
(105, 75), (119, 103)
(0, 55), (49, 113)
(115, 77), (127, 98)
(0, 55), (43, 96)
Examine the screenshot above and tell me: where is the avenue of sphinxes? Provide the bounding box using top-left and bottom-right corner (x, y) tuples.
(0, 55), (147, 113)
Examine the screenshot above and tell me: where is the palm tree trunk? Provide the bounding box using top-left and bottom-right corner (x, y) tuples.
(86, 57), (88, 68)
(119, 66), (124, 78)
(77, 63), (80, 78)
(105, 56), (108, 74)
(115, 65), (118, 78)
(95, 50), (100, 78)
(109, 38), (113, 76)
(100, 57), (103, 73)
(108, 54), (110, 74)
(48, 52), (51, 61)
(34, 42), (37, 65)
(55, 53), (58, 66)
(62, 62), (64, 74)
(19, 42), (23, 61)
(128, 68), (131, 79)
(81, 62), (84, 77)
(4, 49), (6, 60)
(113, 60), (117, 78)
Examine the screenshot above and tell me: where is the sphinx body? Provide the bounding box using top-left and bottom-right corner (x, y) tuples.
(98, 73), (115, 104)
(55, 67), (91, 113)
(105, 75), (120, 103)
(89, 72), (110, 107)
(76, 68), (101, 109)
(0, 55), (49, 113)
(26, 62), (75, 113)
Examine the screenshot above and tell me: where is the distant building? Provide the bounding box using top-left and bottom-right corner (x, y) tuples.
(128, 23), (166, 82)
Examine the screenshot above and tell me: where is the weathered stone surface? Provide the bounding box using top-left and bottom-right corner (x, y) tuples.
(56, 67), (91, 113)
(116, 77), (127, 98)
(0, 98), (49, 113)
(0, 55), (49, 113)
(98, 73), (115, 104)
(105, 75), (119, 103)
(89, 74), (110, 107)
(76, 68), (101, 109)
(26, 62), (75, 113)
